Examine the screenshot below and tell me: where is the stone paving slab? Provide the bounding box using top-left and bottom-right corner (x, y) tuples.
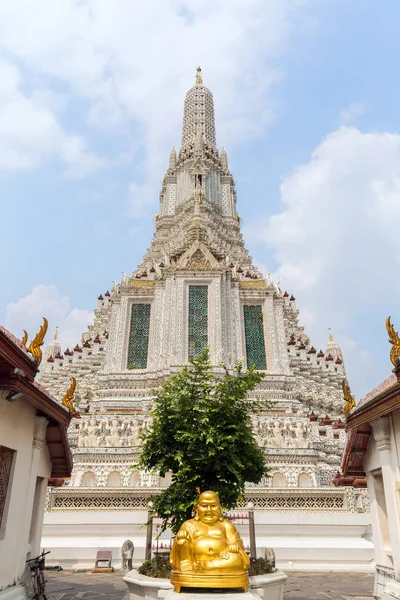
(45, 570), (375, 600)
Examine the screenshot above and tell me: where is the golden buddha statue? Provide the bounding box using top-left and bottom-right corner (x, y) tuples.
(170, 491), (250, 592)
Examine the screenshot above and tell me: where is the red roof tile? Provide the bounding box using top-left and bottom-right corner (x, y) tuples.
(357, 373), (397, 408)
(0, 326), (31, 356)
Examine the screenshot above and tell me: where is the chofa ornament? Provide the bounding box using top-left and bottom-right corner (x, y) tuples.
(342, 379), (356, 419)
(170, 490), (249, 592)
(386, 316), (400, 367)
(62, 376), (80, 418)
(27, 317), (48, 366)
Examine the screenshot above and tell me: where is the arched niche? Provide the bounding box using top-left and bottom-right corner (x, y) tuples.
(298, 472), (313, 488)
(129, 471), (140, 487)
(107, 471), (122, 487)
(271, 472), (287, 487)
(81, 471), (96, 487)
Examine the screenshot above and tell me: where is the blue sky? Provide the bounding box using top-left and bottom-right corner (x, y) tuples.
(1, 0), (400, 400)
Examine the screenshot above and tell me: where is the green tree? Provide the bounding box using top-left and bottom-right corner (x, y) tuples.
(137, 348), (269, 534)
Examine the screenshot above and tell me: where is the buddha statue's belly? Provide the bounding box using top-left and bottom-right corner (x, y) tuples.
(193, 535), (228, 559)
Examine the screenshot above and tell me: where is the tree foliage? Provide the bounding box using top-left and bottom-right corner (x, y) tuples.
(137, 348), (269, 534)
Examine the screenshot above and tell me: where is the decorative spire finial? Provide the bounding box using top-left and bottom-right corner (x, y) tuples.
(220, 147), (228, 171)
(54, 326), (59, 341)
(168, 147), (177, 171)
(195, 66), (203, 85)
(342, 379), (356, 419)
(328, 328), (334, 342)
(386, 316), (400, 367)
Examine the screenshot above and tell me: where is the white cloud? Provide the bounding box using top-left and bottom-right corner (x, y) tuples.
(0, 59), (103, 176)
(250, 125), (400, 397)
(0, 0), (312, 204)
(339, 103), (364, 125)
(4, 285), (93, 351)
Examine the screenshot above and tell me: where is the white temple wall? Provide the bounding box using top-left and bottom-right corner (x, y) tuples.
(220, 182), (234, 217)
(220, 274), (233, 364)
(148, 281), (165, 370)
(0, 399), (52, 599)
(41, 507), (374, 572)
(272, 298), (291, 374)
(104, 299), (121, 372)
(176, 170), (192, 207)
(146, 290), (158, 370)
(162, 277), (176, 368)
(210, 277), (223, 364)
(164, 182), (177, 216)
(364, 411), (400, 586)
(173, 277), (185, 364)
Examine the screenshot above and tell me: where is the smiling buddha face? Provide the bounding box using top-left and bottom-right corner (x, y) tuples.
(170, 490), (250, 592)
(195, 490), (222, 524)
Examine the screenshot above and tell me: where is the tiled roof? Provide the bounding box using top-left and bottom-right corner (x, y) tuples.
(32, 378), (67, 410)
(357, 373), (397, 409)
(0, 325), (31, 356)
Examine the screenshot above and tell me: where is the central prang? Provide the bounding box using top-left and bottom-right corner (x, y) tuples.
(170, 491), (249, 593)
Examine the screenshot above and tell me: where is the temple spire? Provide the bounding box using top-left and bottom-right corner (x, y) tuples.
(220, 147), (228, 171)
(181, 67), (216, 152)
(168, 147), (177, 171)
(326, 329), (344, 362)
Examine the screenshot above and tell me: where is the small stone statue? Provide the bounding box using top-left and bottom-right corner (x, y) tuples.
(265, 547), (275, 570)
(121, 539), (134, 572)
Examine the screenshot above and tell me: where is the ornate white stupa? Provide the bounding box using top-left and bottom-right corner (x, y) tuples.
(39, 69), (372, 569)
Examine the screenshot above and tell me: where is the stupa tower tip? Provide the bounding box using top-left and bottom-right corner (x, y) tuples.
(181, 67), (216, 152)
(195, 65), (203, 85)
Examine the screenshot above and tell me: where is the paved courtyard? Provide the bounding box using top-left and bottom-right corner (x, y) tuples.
(45, 570), (374, 600)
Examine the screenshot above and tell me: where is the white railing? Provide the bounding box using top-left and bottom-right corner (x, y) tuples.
(45, 486), (369, 513)
(375, 565), (396, 599)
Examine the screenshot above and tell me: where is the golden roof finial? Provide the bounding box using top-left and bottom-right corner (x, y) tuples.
(27, 317), (48, 367)
(54, 326), (59, 341)
(386, 316), (400, 367)
(195, 66), (203, 85)
(328, 328), (334, 343)
(62, 376), (80, 418)
(21, 330), (28, 346)
(342, 379), (356, 419)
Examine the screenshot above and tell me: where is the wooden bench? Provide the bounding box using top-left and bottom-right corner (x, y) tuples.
(92, 550), (113, 572)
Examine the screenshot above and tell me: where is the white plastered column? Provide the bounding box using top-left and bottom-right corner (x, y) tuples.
(103, 299), (122, 372)
(371, 416), (400, 580)
(272, 297), (291, 374)
(16, 416), (49, 582)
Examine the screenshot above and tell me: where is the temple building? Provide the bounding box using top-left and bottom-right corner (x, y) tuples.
(335, 318), (400, 600)
(0, 325), (72, 600)
(39, 68), (373, 570)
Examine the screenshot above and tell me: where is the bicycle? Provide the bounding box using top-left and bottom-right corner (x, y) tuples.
(26, 550), (50, 600)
